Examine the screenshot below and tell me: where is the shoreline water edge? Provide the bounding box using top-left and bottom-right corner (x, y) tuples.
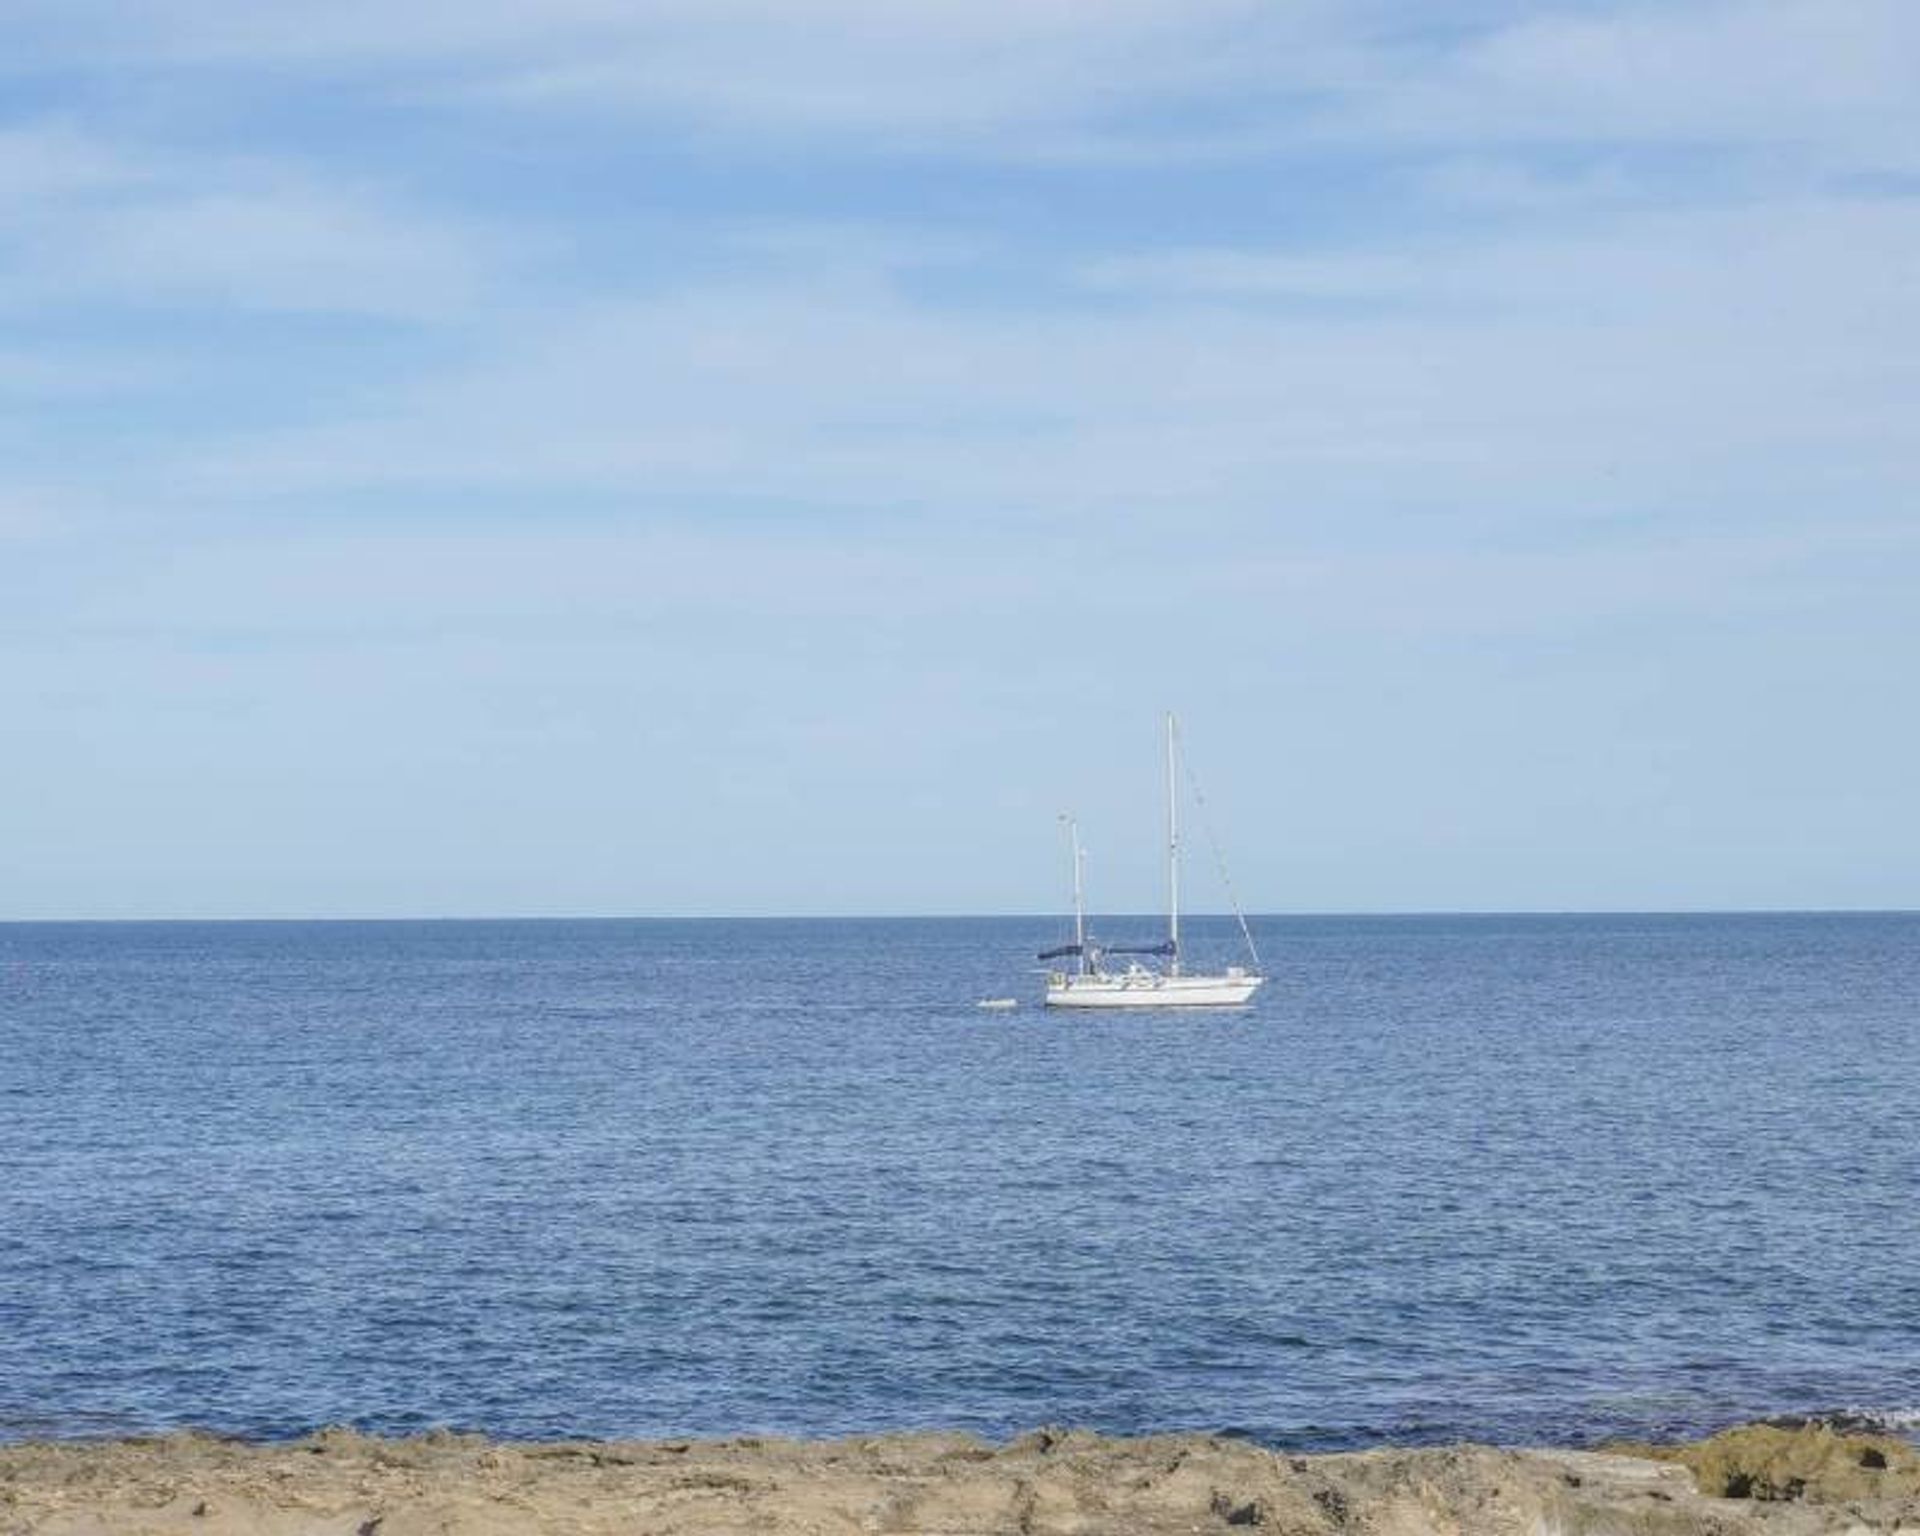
(4, 1421), (1920, 1534)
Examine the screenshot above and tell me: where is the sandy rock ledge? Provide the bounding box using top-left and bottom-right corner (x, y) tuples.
(5, 1423), (1920, 1535)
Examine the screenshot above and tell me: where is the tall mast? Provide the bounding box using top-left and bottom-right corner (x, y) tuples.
(1061, 812), (1088, 977)
(1166, 712), (1180, 974)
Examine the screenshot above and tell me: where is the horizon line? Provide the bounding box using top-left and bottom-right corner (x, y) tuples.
(2, 906), (1916, 927)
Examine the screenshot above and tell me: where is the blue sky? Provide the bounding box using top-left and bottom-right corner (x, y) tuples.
(2, 1), (1915, 919)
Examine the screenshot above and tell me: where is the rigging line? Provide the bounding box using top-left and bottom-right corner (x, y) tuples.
(1173, 717), (1265, 972)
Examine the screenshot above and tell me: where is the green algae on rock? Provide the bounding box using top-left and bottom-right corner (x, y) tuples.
(1606, 1422), (1920, 1502)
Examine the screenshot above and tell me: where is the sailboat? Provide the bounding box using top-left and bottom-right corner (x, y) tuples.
(1039, 714), (1264, 1009)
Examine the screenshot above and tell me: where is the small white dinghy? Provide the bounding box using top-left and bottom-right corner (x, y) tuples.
(975, 997), (1019, 1011)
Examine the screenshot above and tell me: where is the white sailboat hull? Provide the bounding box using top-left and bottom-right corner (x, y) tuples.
(1045, 970), (1263, 1009)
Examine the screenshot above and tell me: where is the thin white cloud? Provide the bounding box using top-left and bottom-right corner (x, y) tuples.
(1078, 250), (1431, 302)
(13, 0), (1912, 172)
(150, 184), (1916, 534)
(0, 122), (506, 319)
(0, 120), (159, 206)
(1414, 156), (1687, 215)
(0, 495), (58, 545)
(0, 346), (162, 399)
(8, 0), (1313, 131)
(463, 2), (1292, 140)
(57, 183), (494, 317)
(1448, 0), (1919, 151)
(1215, 518), (1920, 639)
(1076, 191), (1920, 321)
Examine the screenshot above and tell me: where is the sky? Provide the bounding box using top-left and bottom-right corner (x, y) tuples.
(1, 0), (1916, 920)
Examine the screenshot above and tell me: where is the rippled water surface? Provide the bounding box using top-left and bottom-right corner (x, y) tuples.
(2, 914), (1917, 1447)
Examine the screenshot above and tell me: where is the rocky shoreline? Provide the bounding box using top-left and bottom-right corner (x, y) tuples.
(4, 1421), (1919, 1534)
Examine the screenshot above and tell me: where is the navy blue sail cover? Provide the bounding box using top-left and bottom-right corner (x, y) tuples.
(1036, 943), (1084, 961)
(1104, 940), (1178, 957)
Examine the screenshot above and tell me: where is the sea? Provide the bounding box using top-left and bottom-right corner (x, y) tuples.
(2, 913), (1916, 1450)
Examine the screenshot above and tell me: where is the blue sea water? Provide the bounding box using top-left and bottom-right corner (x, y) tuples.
(1, 913), (1917, 1450)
